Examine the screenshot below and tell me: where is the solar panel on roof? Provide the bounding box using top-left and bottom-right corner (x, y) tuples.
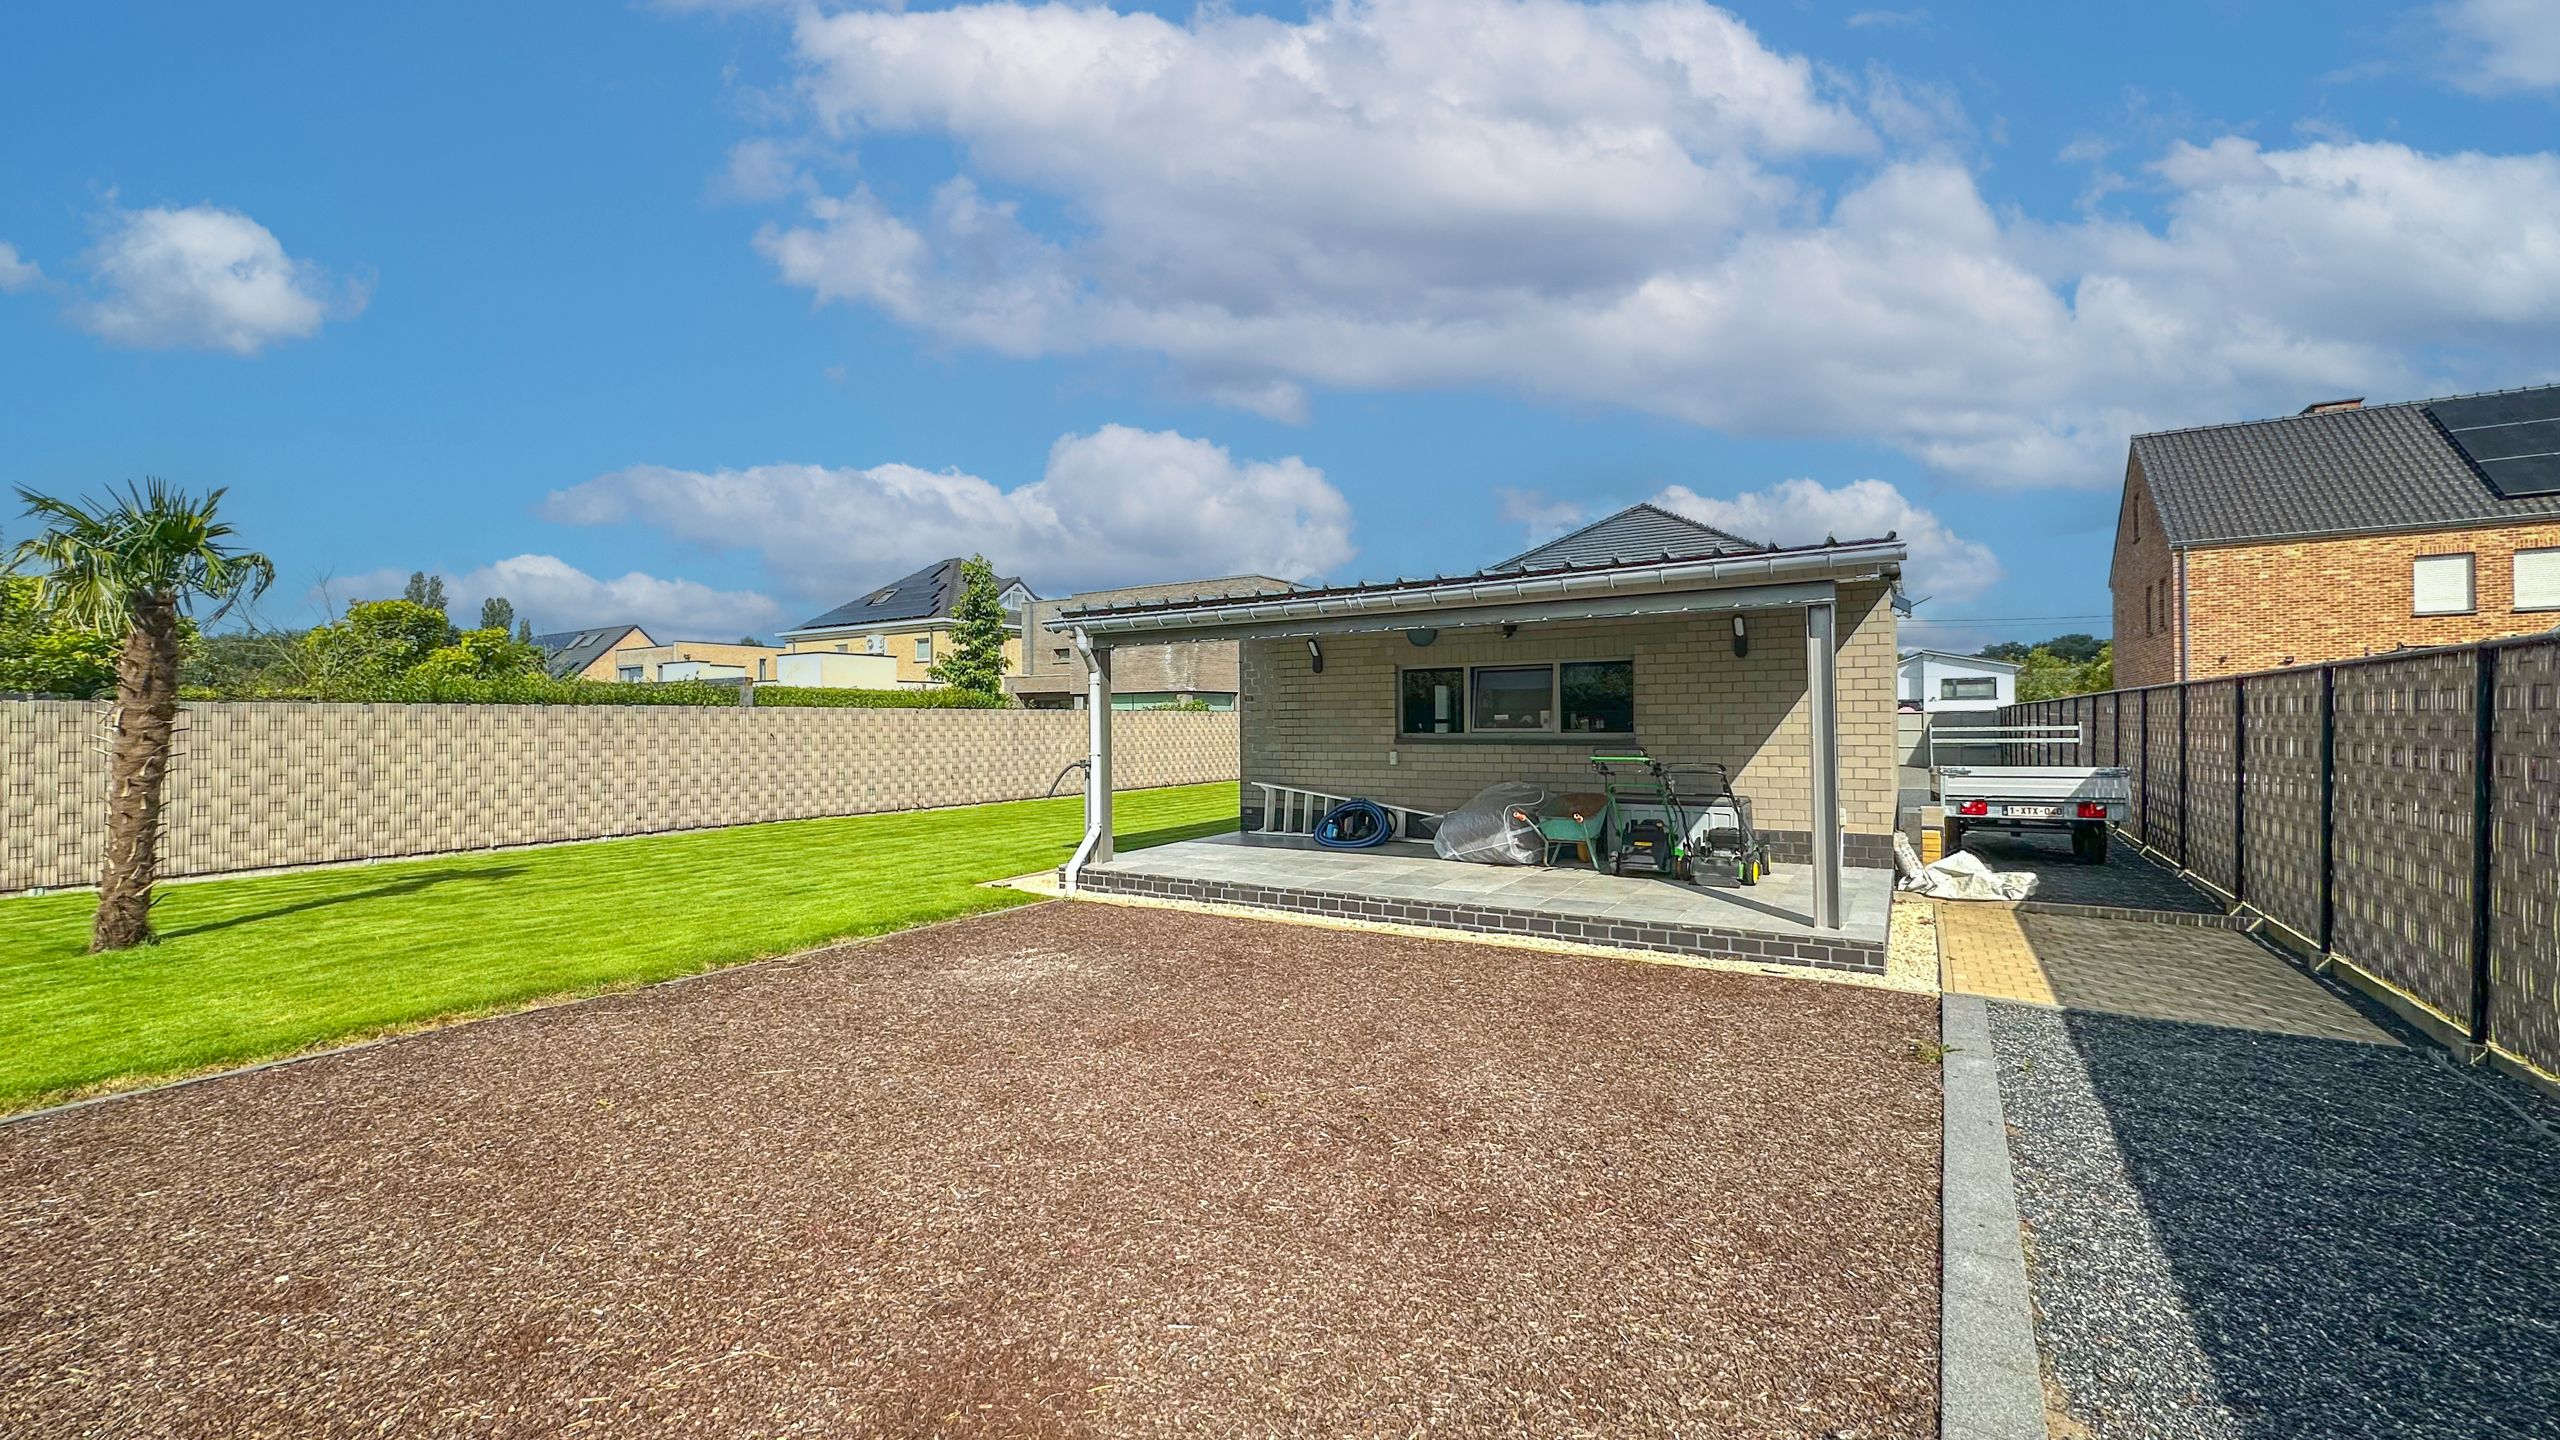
(2428, 387), (2560, 499)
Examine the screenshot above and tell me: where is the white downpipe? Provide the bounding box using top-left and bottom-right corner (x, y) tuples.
(1063, 628), (1112, 893)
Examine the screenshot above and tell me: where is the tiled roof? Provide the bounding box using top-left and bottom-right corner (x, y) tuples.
(1483, 502), (1765, 572)
(787, 559), (1028, 634)
(2132, 384), (2560, 547)
(533, 625), (647, 678)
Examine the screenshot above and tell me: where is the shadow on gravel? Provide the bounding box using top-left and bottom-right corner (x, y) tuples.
(2062, 1005), (2560, 1437)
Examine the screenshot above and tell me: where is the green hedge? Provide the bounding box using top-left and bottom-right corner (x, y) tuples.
(752, 685), (1009, 709)
(164, 677), (1013, 708)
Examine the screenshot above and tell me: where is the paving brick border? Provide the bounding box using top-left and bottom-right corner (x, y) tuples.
(1076, 868), (1889, 974)
(1938, 993), (2048, 1440)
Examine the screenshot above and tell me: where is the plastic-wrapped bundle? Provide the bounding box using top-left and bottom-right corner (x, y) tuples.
(1431, 782), (1549, 866)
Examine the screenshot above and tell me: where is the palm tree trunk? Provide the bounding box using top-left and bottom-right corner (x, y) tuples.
(93, 594), (182, 951)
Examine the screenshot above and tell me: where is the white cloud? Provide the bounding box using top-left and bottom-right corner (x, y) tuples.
(74, 204), (361, 355)
(1652, 477), (2003, 602)
(0, 242), (40, 293)
(719, 0), (2560, 490)
(2432, 0), (2560, 95)
(322, 557), (785, 640)
(544, 425), (1357, 612)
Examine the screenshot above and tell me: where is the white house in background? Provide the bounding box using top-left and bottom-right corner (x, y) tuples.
(1898, 649), (2018, 715)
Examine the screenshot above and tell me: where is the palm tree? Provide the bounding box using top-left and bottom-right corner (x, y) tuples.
(10, 481), (273, 950)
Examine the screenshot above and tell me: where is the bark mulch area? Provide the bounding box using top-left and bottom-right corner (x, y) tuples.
(0, 902), (1942, 1439)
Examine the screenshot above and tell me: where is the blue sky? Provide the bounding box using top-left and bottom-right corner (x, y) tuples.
(3, 1), (2555, 648)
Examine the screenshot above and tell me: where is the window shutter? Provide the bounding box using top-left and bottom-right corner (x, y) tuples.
(2412, 554), (2475, 615)
(2516, 550), (2560, 611)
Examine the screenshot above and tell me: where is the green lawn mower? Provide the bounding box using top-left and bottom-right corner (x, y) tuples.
(1591, 751), (1773, 887)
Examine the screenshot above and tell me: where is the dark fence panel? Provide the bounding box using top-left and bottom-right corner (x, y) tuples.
(2093, 693), (2119, 770)
(2145, 687), (2187, 863)
(2184, 680), (2240, 896)
(2125, 692), (2153, 846)
(2489, 640), (2560, 1077)
(2238, 669), (2326, 944)
(2329, 650), (2480, 1027)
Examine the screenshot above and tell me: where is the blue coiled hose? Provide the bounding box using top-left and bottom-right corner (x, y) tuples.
(1313, 798), (1394, 850)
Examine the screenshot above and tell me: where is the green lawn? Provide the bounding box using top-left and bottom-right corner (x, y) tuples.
(0, 782), (1238, 1114)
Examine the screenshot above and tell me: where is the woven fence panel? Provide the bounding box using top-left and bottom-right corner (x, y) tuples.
(0, 701), (1240, 893)
(2330, 651), (2480, 1025)
(2238, 670), (2326, 943)
(2123, 693), (2150, 843)
(2092, 693), (2119, 770)
(2146, 688), (2188, 863)
(2488, 638), (2560, 1076)
(2183, 680), (2240, 897)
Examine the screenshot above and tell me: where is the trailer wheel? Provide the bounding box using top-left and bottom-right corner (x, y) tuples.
(2073, 825), (2109, 865)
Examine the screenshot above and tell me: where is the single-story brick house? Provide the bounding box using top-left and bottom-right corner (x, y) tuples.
(1049, 504), (1906, 935)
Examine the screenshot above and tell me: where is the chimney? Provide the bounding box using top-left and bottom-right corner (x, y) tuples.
(2299, 397), (2365, 415)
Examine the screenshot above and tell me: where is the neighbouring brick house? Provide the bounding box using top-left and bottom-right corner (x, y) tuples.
(780, 558), (1036, 688)
(2113, 384), (2560, 686)
(1008, 576), (1298, 710)
(1051, 504), (1907, 935)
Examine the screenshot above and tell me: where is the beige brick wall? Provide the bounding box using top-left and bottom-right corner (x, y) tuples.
(2183, 521), (2560, 679)
(2110, 458), (2181, 688)
(0, 703), (1237, 894)
(1237, 582), (1900, 836)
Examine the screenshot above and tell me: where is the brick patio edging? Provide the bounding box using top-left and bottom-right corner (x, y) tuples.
(2010, 899), (2258, 930)
(1939, 993), (2049, 1440)
(1075, 869), (1889, 974)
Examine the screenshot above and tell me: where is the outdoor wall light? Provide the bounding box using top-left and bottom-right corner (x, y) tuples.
(1732, 615), (1749, 657)
(1307, 639), (1325, 673)
(1406, 628), (1439, 647)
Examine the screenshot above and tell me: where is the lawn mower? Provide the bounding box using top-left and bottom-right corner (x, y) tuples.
(1591, 751), (1692, 881)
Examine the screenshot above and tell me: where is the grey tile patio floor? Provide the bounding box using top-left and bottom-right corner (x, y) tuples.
(1084, 832), (1893, 948)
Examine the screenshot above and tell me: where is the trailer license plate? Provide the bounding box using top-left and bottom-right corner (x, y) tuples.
(2008, 805), (2056, 819)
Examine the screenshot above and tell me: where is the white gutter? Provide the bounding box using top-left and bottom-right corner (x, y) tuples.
(1045, 541), (1906, 638)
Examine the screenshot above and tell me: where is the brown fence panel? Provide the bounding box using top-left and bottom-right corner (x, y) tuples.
(2488, 638), (2560, 1076)
(2184, 679), (2240, 897)
(2330, 651), (2480, 1026)
(2239, 670), (2326, 944)
(2148, 687), (2188, 863)
(2093, 693), (2119, 770)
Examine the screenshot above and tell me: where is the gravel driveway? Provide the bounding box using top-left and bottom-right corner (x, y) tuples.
(0, 902), (1942, 1439)
(1993, 1000), (2560, 1438)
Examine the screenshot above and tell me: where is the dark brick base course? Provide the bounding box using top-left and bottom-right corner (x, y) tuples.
(1076, 870), (1889, 975)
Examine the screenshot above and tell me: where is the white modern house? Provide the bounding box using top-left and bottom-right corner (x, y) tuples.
(1897, 649), (2017, 715)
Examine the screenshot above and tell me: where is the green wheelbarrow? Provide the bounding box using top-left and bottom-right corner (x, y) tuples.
(1535, 792), (1612, 871)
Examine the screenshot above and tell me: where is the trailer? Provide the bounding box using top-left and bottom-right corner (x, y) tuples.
(1931, 722), (2130, 864)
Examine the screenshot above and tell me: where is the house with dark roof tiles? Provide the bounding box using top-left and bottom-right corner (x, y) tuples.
(781, 558), (1036, 688)
(2112, 384), (2560, 685)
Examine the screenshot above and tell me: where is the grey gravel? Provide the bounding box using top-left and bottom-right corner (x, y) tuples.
(1989, 1000), (2560, 1439)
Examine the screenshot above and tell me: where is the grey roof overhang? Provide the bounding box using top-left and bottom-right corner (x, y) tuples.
(1048, 540), (1905, 646)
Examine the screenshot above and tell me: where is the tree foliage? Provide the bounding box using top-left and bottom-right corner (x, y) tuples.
(478, 595), (515, 634)
(402, 571), (448, 613)
(928, 554), (1012, 698)
(0, 575), (129, 697)
(2015, 642), (2114, 701)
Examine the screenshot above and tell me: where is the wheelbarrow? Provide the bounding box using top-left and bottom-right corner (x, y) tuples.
(1535, 792), (1612, 871)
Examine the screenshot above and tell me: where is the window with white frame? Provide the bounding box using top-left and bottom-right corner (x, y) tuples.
(914, 635), (933, 662)
(1397, 661), (1634, 737)
(2515, 548), (2560, 612)
(1941, 676), (1999, 700)
(2413, 553), (2476, 616)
